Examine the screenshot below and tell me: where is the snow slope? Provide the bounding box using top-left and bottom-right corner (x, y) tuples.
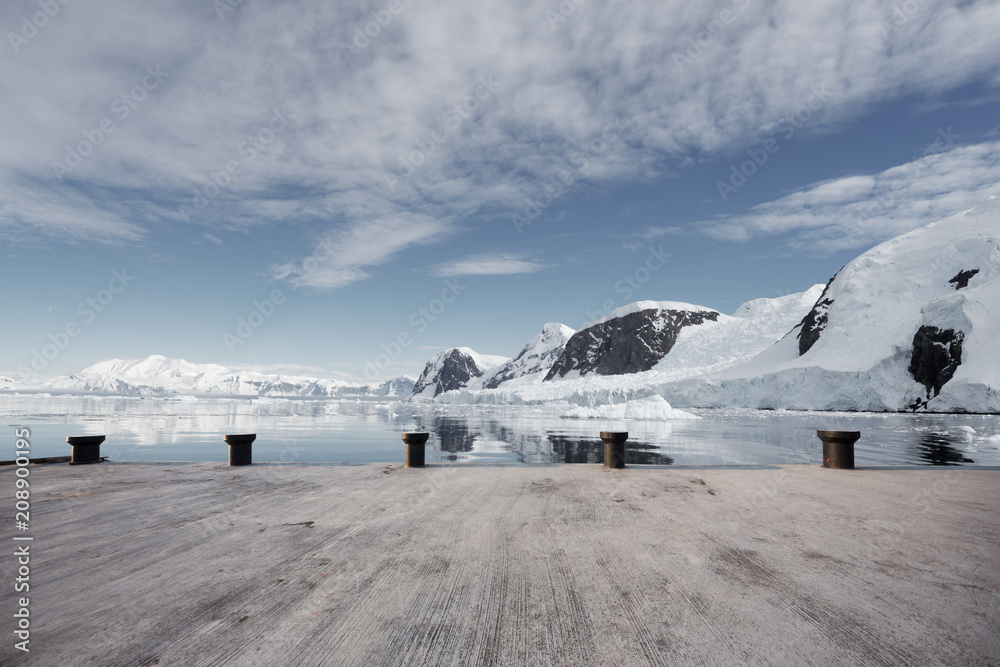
(660, 197), (1000, 412)
(483, 323), (575, 389)
(650, 286), (824, 378)
(589, 300), (719, 326)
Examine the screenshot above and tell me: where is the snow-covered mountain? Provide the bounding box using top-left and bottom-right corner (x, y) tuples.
(433, 285), (824, 405)
(372, 376), (417, 396)
(427, 197), (999, 412)
(650, 286), (825, 378)
(545, 302), (721, 379)
(410, 347), (509, 399)
(9, 200), (995, 413)
(659, 197), (1000, 412)
(36, 355), (414, 398)
(483, 323), (575, 389)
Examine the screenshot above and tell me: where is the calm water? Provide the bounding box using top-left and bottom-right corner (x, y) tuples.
(3, 395), (999, 466)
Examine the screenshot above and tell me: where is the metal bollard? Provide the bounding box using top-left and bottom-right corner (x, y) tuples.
(817, 430), (860, 469)
(402, 432), (429, 468)
(224, 434), (256, 466)
(67, 435), (105, 465)
(600, 431), (628, 469)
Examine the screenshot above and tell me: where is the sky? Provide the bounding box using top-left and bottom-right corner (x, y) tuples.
(2, 0), (999, 383)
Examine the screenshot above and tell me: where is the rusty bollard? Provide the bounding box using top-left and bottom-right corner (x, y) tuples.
(402, 432), (429, 468)
(600, 431), (628, 469)
(67, 435), (105, 465)
(225, 434), (256, 466)
(818, 430), (860, 469)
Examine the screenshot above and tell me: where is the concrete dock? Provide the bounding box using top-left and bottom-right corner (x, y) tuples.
(2, 462), (998, 666)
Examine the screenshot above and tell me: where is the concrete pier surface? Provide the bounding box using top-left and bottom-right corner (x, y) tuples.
(2, 462), (998, 666)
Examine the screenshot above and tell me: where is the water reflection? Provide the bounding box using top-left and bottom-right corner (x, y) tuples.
(547, 435), (674, 465)
(414, 415), (677, 464)
(425, 417), (477, 455)
(916, 433), (975, 466)
(3, 395), (998, 466)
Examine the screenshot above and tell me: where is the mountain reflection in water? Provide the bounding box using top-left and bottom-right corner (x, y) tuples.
(2, 396), (998, 466)
(917, 433), (975, 466)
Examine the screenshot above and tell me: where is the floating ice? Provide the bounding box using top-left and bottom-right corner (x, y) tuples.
(560, 395), (700, 421)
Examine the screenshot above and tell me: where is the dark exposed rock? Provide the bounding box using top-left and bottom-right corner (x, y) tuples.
(948, 269), (980, 290)
(796, 272), (839, 356)
(411, 349), (485, 397)
(544, 308), (719, 380)
(909, 325), (965, 398)
(484, 367), (518, 390)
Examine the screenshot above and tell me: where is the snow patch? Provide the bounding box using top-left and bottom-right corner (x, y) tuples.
(590, 300), (717, 326)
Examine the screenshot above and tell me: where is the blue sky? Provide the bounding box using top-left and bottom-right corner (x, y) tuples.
(2, 0), (999, 382)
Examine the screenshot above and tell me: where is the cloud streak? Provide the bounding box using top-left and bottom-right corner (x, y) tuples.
(271, 213), (452, 290)
(698, 140), (1000, 252)
(430, 253), (547, 278)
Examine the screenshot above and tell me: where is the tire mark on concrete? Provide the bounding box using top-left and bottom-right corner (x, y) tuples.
(715, 547), (914, 667)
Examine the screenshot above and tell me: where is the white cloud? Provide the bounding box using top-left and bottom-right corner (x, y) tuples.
(271, 213), (452, 289)
(430, 253), (547, 278)
(637, 226), (687, 239)
(2, 0), (1000, 279)
(0, 178), (146, 245)
(698, 141), (1000, 251)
